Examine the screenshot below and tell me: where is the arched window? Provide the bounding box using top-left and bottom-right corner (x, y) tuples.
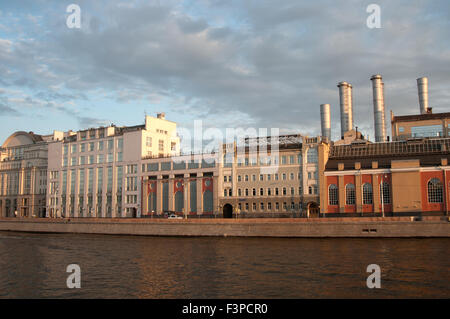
(307, 147), (318, 163)
(427, 178), (443, 203)
(328, 184), (338, 205)
(380, 182), (391, 204)
(363, 183), (373, 205)
(346, 183), (355, 205)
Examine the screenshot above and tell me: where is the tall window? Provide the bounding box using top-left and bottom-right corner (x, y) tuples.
(363, 183), (373, 205)
(380, 182), (391, 204)
(427, 178), (443, 203)
(328, 184), (338, 205)
(345, 183), (355, 205)
(307, 147), (318, 163)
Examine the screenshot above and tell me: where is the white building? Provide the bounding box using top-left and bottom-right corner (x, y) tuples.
(46, 113), (179, 218)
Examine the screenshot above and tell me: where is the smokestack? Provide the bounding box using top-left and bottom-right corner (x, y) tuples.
(320, 104), (331, 141)
(371, 74), (386, 142)
(417, 77), (429, 114)
(337, 81), (353, 137)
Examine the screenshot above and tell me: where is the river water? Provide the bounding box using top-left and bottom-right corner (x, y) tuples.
(0, 231), (448, 298)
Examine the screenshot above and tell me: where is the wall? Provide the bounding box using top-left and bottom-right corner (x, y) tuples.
(0, 218), (448, 238)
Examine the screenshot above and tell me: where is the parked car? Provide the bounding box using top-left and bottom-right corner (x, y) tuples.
(168, 214), (183, 219)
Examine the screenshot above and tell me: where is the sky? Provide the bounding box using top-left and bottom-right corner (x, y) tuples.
(0, 0), (449, 145)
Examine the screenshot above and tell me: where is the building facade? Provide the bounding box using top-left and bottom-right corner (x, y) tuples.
(0, 131), (50, 217)
(319, 137), (450, 216)
(46, 114), (180, 218)
(140, 134), (321, 218)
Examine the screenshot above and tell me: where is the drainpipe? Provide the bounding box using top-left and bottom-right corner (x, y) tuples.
(445, 169), (448, 216)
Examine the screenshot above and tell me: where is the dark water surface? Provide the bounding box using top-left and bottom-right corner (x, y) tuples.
(0, 231), (448, 298)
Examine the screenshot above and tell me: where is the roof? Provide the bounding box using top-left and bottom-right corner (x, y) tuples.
(392, 112), (450, 123)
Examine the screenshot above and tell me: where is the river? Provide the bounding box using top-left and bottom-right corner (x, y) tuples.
(0, 231), (448, 298)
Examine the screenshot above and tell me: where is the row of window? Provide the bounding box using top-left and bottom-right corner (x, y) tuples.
(224, 171), (317, 183)
(236, 201), (302, 212)
(232, 149), (318, 167)
(63, 139), (123, 155)
(224, 185), (318, 197)
(62, 153), (123, 167)
(328, 178), (446, 206)
(328, 182), (391, 206)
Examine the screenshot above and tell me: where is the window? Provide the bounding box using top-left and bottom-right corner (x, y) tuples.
(146, 137), (152, 147)
(238, 175), (241, 182)
(238, 189), (242, 196)
(107, 139), (113, 149)
(307, 147), (318, 163)
(80, 144), (86, 152)
(159, 140), (164, 151)
(259, 174), (263, 181)
(289, 155), (295, 164)
(267, 188), (271, 196)
(260, 188), (264, 196)
(88, 142), (94, 151)
(260, 202), (264, 211)
(252, 188), (256, 196)
(79, 156), (86, 165)
(117, 152), (123, 162)
(228, 189), (232, 196)
(346, 183), (356, 205)
(299, 186), (302, 195)
(245, 188), (249, 196)
(63, 145), (68, 155)
(97, 154), (104, 164)
(268, 202), (272, 210)
(275, 174), (279, 181)
(71, 144), (77, 154)
(245, 175), (249, 182)
(380, 182), (391, 204)
(275, 188), (279, 196)
(363, 183), (373, 205)
(252, 174), (256, 181)
(282, 187), (287, 195)
(107, 153), (113, 163)
(117, 139), (123, 149)
(71, 157), (77, 166)
(282, 173), (286, 180)
(281, 156), (287, 164)
(245, 203), (249, 211)
(290, 187), (295, 195)
(267, 174), (271, 181)
(427, 178), (443, 203)
(328, 184), (338, 205)
(275, 202), (279, 211)
(88, 155), (94, 164)
(252, 203), (256, 211)
(98, 141), (104, 151)
(290, 173), (294, 180)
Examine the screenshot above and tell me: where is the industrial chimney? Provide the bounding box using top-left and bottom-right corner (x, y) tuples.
(417, 77), (429, 114)
(370, 74), (386, 142)
(337, 81), (353, 137)
(320, 104), (331, 141)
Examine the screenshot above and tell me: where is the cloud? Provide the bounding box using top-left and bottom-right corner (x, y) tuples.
(0, 0), (450, 143)
(0, 103), (21, 116)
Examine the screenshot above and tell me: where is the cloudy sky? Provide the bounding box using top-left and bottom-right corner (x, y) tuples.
(0, 0), (449, 145)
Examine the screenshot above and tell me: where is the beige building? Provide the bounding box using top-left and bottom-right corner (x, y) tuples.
(0, 131), (51, 217)
(46, 113), (180, 218)
(140, 134), (321, 217)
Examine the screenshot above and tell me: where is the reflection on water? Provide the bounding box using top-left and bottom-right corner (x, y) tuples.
(0, 231), (448, 298)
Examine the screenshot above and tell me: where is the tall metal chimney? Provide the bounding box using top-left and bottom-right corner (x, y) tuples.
(337, 81), (353, 137)
(320, 104), (331, 141)
(371, 74), (386, 142)
(417, 77), (429, 114)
